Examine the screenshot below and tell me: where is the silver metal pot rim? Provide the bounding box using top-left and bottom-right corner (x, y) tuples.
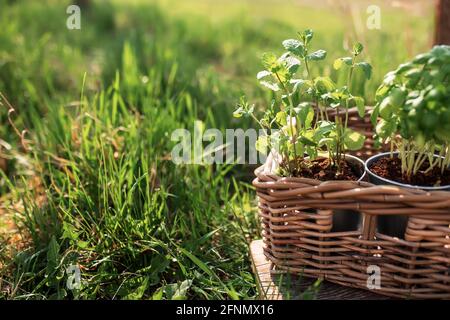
(364, 151), (450, 191)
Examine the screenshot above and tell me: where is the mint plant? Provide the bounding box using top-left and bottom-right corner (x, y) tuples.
(235, 30), (371, 177)
(320, 42), (372, 168)
(372, 45), (450, 181)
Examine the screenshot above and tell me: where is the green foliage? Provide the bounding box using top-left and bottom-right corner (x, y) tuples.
(373, 45), (450, 179)
(308, 50), (327, 61)
(0, 0), (434, 300)
(0, 1), (261, 300)
(235, 31), (371, 173)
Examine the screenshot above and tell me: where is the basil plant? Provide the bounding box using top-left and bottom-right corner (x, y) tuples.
(372, 45), (450, 179)
(234, 30), (371, 175)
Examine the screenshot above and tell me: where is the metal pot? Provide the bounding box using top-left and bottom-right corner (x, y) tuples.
(328, 154), (365, 232)
(365, 152), (450, 191)
(365, 152), (450, 238)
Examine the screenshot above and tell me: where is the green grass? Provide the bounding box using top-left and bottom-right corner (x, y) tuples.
(0, 0), (434, 299)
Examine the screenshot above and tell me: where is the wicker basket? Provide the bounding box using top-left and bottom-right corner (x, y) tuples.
(253, 108), (450, 299)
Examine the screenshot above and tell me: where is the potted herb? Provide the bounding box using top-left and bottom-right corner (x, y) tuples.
(366, 45), (450, 237)
(234, 30), (372, 231)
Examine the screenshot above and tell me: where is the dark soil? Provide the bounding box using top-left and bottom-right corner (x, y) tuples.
(283, 157), (362, 181)
(370, 157), (450, 187)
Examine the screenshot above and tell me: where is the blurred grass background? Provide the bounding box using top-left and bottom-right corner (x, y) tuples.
(0, 0), (435, 299)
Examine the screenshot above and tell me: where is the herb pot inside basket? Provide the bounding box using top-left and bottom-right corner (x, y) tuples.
(365, 151), (450, 238)
(260, 151), (366, 232)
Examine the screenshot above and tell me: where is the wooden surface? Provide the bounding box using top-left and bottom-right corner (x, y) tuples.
(250, 240), (390, 300)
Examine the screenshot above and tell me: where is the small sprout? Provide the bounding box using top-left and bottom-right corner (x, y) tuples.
(352, 42), (364, 56)
(335, 43), (372, 81)
(233, 96), (254, 118)
(299, 29), (314, 45)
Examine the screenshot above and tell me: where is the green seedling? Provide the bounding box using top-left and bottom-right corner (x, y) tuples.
(372, 45), (450, 180)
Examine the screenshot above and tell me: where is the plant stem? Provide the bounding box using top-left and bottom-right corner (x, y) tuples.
(305, 57), (324, 124)
(344, 65), (354, 131)
(274, 72), (297, 174)
(304, 58), (311, 80)
(442, 144), (450, 174)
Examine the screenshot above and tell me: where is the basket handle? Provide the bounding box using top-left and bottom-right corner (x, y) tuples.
(361, 213), (377, 240)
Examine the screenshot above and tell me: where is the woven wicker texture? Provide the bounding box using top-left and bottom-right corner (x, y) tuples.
(253, 108), (450, 299)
